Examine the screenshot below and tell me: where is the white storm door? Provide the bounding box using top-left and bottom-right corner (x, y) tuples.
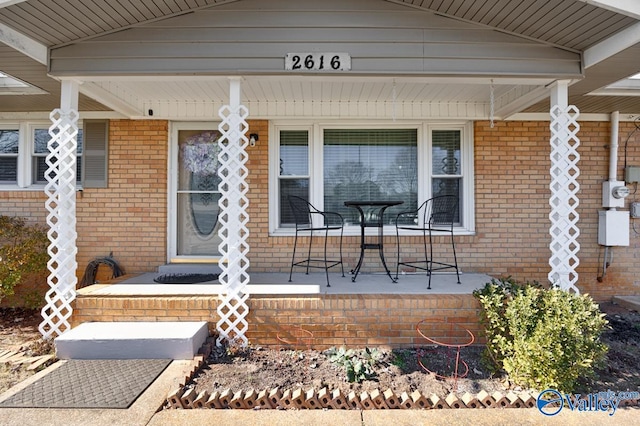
(169, 123), (222, 260)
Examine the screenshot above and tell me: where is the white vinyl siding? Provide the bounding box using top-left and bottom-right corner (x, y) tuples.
(49, 0), (581, 79)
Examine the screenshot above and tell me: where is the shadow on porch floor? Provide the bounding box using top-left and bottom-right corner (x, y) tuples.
(81, 271), (493, 296)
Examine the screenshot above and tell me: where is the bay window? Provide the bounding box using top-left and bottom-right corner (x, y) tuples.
(271, 121), (474, 234)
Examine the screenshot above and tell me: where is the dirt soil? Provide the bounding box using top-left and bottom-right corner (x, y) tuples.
(0, 308), (55, 394)
(0, 303), (637, 400)
(190, 302), (640, 398)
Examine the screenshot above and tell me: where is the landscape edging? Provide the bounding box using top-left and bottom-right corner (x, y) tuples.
(164, 342), (542, 410)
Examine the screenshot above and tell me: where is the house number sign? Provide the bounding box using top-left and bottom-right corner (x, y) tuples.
(285, 53), (351, 71)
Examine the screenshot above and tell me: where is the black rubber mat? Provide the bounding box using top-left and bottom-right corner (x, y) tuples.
(153, 273), (219, 284)
(0, 359), (171, 409)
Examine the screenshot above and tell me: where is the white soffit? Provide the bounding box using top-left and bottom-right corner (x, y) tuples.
(577, 0), (640, 20)
(0, 70), (46, 95)
(590, 75), (640, 96)
(0, 0), (25, 8)
(78, 75), (552, 119)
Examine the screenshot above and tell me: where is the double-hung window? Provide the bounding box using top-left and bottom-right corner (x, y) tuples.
(278, 129), (310, 226)
(0, 127), (19, 184)
(32, 127), (83, 184)
(0, 122), (84, 189)
(272, 121), (474, 234)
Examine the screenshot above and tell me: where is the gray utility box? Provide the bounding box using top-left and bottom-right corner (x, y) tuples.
(598, 210), (629, 246)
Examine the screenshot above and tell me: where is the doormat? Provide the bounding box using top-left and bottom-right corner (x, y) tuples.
(153, 273), (219, 284)
(0, 359), (171, 409)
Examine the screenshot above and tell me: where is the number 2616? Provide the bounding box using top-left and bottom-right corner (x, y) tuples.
(285, 53), (350, 71)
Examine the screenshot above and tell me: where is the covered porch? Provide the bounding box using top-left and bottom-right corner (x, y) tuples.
(3, 0), (639, 348)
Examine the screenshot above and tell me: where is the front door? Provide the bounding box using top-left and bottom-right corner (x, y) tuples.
(169, 123), (222, 261)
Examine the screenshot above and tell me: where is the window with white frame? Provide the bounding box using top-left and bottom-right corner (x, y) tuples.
(272, 122), (474, 233)
(278, 129), (310, 226)
(0, 123), (83, 188)
(0, 128), (19, 183)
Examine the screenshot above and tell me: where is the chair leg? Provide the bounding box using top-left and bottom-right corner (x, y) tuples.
(289, 230), (299, 282)
(339, 228), (345, 278)
(427, 229), (433, 290)
(306, 230), (313, 275)
(451, 231), (461, 284)
(395, 227), (400, 280)
(323, 228), (331, 287)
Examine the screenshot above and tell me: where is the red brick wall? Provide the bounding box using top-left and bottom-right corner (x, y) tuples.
(471, 120), (639, 300)
(75, 119), (168, 274)
(72, 292), (483, 349)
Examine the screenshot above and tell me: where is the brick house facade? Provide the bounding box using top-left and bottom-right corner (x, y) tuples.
(3, 118), (637, 303)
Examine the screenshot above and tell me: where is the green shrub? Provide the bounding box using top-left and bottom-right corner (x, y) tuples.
(473, 277), (608, 393)
(0, 216), (49, 302)
(325, 346), (383, 383)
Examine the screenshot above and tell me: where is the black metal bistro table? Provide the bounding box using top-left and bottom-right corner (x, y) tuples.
(344, 200), (404, 283)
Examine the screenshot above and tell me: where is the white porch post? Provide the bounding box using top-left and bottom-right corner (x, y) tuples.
(548, 80), (581, 293)
(39, 80), (80, 339)
(216, 77), (251, 347)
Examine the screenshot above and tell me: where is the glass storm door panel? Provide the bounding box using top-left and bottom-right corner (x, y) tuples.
(176, 129), (222, 257)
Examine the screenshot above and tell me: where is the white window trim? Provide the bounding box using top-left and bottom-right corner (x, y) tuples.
(269, 120), (475, 236)
(0, 120), (84, 191)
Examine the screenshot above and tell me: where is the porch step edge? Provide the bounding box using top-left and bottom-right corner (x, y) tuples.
(611, 295), (640, 312)
(55, 321), (209, 360)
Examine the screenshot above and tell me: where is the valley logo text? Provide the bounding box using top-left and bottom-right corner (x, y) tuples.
(537, 389), (639, 416)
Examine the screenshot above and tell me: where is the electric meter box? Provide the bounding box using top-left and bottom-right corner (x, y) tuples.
(598, 210), (630, 246)
(602, 181), (628, 208)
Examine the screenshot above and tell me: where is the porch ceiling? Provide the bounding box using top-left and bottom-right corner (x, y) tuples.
(76, 75), (551, 120)
(1, 0), (640, 116)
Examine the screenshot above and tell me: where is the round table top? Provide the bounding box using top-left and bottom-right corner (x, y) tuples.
(344, 200), (404, 207)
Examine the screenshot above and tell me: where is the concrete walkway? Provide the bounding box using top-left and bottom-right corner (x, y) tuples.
(0, 357), (638, 426)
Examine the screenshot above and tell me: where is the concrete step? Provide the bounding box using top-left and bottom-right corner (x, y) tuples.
(55, 321), (209, 360)
(612, 295), (640, 312)
(157, 263), (222, 275)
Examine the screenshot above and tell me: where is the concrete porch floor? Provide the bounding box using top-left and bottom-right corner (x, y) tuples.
(83, 271), (493, 296)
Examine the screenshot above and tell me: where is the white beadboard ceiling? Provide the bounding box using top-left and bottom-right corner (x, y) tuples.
(1, 0), (640, 117)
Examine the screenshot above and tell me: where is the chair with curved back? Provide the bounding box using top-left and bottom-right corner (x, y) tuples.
(288, 196), (345, 287)
(395, 195), (461, 289)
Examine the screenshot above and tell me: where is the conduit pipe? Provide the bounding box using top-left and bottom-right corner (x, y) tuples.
(610, 111), (620, 181)
(598, 111), (630, 281)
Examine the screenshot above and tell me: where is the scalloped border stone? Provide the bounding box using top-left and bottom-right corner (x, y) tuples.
(165, 342), (546, 410)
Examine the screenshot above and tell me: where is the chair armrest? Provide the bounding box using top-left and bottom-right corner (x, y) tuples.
(395, 209), (421, 227)
(320, 211), (344, 226)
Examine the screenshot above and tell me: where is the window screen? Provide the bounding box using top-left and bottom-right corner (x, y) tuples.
(432, 130), (461, 222)
(0, 129), (18, 183)
(279, 130), (309, 226)
(324, 129), (417, 224)
(33, 128), (84, 183)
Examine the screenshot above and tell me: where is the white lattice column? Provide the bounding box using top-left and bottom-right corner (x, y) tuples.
(548, 81), (581, 293)
(216, 78), (251, 347)
(39, 80), (79, 339)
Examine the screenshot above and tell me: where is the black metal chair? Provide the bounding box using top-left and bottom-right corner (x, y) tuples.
(288, 196), (345, 287)
(395, 195), (461, 289)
